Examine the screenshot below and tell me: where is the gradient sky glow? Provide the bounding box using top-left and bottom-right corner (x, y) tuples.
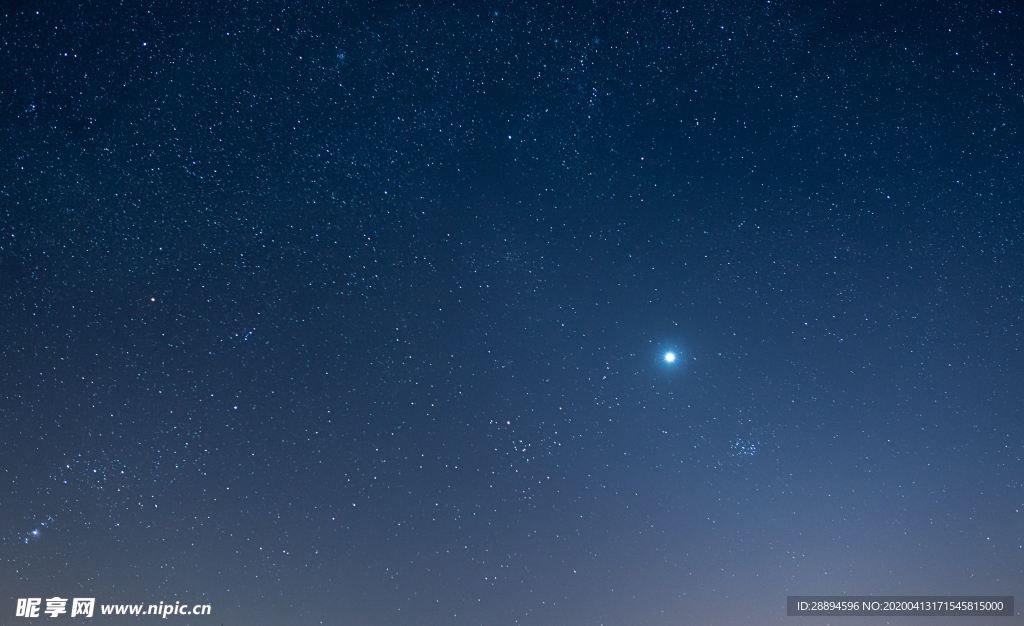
(2, 1), (1023, 625)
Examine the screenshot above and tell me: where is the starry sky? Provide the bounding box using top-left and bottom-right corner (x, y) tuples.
(2, 1), (1023, 624)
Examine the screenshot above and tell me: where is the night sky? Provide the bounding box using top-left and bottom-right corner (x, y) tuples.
(2, 1), (1023, 624)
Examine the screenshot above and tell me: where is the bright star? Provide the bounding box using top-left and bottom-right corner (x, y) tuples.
(664, 352), (676, 363)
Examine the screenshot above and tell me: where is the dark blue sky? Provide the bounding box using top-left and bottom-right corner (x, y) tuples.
(2, 1), (1022, 624)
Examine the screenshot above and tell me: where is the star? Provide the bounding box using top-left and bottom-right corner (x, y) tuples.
(664, 352), (676, 363)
